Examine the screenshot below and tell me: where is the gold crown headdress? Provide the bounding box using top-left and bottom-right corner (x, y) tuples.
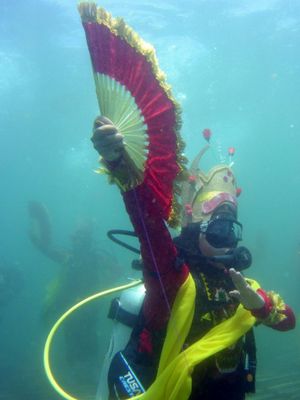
(181, 129), (241, 227)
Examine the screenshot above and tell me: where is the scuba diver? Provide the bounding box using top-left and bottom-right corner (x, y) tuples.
(91, 116), (296, 400)
(28, 201), (121, 383)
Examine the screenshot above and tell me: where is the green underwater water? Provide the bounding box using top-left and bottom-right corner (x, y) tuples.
(0, 0), (299, 399)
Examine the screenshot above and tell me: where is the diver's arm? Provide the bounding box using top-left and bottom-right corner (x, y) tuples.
(27, 201), (67, 264)
(229, 271), (296, 331)
(30, 238), (67, 265)
(122, 186), (189, 329)
(92, 117), (189, 329)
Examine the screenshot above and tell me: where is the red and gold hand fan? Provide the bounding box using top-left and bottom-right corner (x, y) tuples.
(78, 2), (186, 226)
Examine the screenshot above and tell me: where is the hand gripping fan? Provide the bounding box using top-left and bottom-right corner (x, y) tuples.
(78, 2), (186, 227)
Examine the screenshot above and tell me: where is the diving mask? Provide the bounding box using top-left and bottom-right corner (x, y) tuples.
(199, 213), (242, 248)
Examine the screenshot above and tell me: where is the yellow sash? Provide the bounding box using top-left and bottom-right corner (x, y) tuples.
(134, 273), (257, 400)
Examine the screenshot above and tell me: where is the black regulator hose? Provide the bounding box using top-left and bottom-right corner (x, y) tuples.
(107, 229), (140, 255)
(107, 229), (252, 271)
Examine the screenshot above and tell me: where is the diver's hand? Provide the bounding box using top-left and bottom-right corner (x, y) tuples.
(91, 116), (124, 161)
(228, 268), (265, 310)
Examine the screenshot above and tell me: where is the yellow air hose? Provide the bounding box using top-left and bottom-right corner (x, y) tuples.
(43, 279), (142, 400)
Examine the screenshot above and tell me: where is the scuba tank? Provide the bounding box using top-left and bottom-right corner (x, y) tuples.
(96, 233), (145, 400)
(96, 282), (145, 400)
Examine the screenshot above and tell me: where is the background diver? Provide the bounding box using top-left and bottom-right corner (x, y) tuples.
(28, 200), (121, 385)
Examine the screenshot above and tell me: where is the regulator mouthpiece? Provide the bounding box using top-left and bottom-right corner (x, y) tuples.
(209, 246), (252, 271)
